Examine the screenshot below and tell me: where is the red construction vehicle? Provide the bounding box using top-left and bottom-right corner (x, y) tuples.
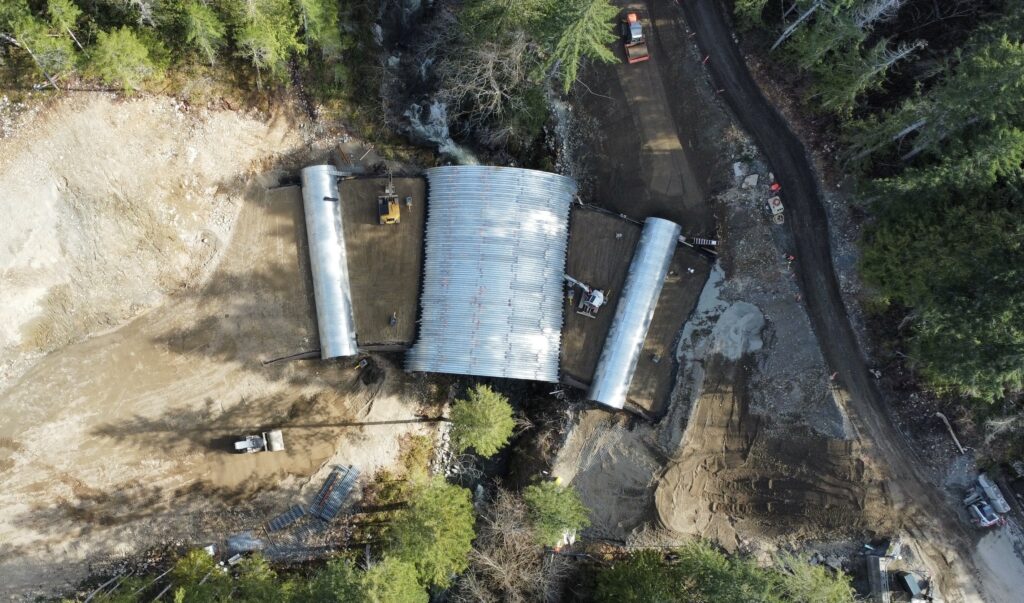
(622, 12), (650, 64)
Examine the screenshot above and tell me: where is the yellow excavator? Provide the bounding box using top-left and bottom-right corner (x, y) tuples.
(377, 171), (400, 225)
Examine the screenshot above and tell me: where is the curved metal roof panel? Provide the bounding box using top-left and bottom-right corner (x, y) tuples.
(589, 217), (681, 408)
(406, 166), (576, 382)
(301, 165), (359, 359)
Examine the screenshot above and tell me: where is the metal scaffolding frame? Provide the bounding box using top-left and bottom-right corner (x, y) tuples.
(406, 166), (576, 382)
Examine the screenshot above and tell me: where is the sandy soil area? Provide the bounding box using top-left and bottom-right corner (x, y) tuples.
(653, 253), (890, 548)
(0, 95), (293, 389)
(0, 96), (435, 598)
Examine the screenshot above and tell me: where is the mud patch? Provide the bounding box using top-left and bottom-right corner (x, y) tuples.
(655, 262), (879, 545)
(973, 528), (1024, 602)
(553, 410), (665, 540)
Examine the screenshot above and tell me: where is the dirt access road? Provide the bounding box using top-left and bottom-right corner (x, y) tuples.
(677, 0), (1023, 599)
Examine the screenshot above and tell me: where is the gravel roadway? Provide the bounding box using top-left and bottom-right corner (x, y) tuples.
(675, 0), (1024, 600)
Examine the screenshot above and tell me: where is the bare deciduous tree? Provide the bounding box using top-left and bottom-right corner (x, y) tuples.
(435, 31), (535, 136)
(451, 489), (573, 603)
(853, 0), (904, 29)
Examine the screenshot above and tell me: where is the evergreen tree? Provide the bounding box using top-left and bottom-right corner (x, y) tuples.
(593, 542), (856, 603)
(861, 169), (1024, 401)
(47, 0), (84, 49)
(734, 0), (768, 29)
(875, 127), (1024, 199)
(543, 0), (619, 92)
(306, 557), (364, 602)
(461, 0), (551, 41)
(522, 480), (591, 547)
(169, 549), (232, 602)
(390, 477), (476, 587)
(595, 549), (691, 603)
(915, 294), (1024, 401)
(449, 384), (516, 458)
(780, 2), (920, 117)
(234, 0), (304, 86)
(87, 26), (160, 91)
(181, 1), (226, 65)
(0, 0), (29, 28)
(12, 14), (76, 78)
(808, 38), (922, 116)
(673, 541), (779, 603)
(294, 0), (342, 56)
(786, 10), (865, 70)
(846, 34), (1024, 162)
(234, 554), (286, 601)
(361, 557), (427, 603)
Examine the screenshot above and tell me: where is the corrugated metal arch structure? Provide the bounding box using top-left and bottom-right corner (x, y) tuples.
(301, 165), (359, 359)
(406, 166), (576, 382)
(589, 217), (681, 409)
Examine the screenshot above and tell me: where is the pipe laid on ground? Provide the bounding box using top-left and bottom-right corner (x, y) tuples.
(300, 165), (359, 359)
(589, 217), (682, 409)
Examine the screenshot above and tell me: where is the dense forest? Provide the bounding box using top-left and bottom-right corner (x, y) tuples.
(736, 0), (1023, 414)
(0, 0), (384, 125)
(81, 537), (857, 603)
(2, 0), (325, 87)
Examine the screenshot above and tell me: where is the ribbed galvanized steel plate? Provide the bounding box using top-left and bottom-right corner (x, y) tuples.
(406, 166), (576, 382)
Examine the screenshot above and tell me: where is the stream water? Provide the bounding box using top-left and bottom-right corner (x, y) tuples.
(403, 100), (479, 165)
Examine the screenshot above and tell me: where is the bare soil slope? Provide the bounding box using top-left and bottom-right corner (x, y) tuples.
(0, 95), (295, 389)
(0, 96), (435, 598)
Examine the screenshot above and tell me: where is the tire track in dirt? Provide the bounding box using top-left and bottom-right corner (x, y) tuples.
(674, 0), (992, 599)
(656, 344), (882, 549)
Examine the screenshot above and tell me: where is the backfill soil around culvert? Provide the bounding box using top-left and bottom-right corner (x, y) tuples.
(555, 0), (894, 561)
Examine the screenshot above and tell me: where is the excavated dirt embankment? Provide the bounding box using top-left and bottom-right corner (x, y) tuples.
(654, 251), (890, 550)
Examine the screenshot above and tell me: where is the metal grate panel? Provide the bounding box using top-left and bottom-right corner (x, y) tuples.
(266, 504), (306, 532)
(309, 466), (360, 521)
